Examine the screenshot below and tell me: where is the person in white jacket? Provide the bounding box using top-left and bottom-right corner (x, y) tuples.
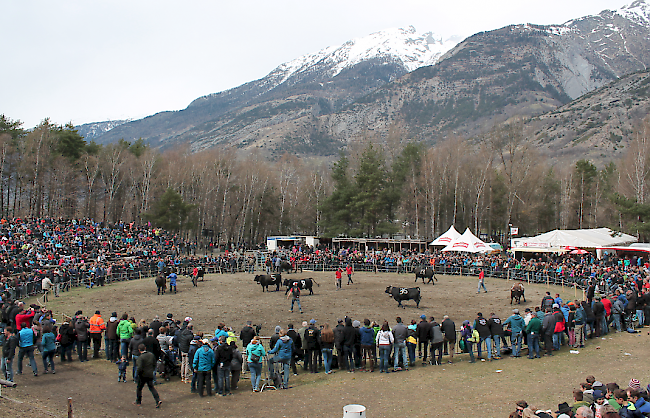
(375, 322), (394, 373)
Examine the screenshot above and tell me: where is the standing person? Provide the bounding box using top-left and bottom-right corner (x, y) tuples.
(134, 344), (163, 408)
(191, 266), (199, 287)
(178, 323), (194, 384)
(89, 310), (106, 359)
(41, 325), (56, 374)
(487, 313), (504, 360)
(117, 313), (134, 359)
(335, 268), (342, 290)
(477, 269), (487, 293)
(341, 318), (356, 372)
(58, 321), (75, 362)
(429, 318), (444, 366)
(416, 314), (431, 364)
(230, 342), (242, 390)
(503, 309), (525, 358)
(288, 283), (303, 314)
(359, 319), (375, 372)
(1, 326), (18, 382)
(193, 339), (215, 397)
(268, 329), (293, 389)
(214, 336), (233, 396)
(392, 317), (408, 371)
(41, 275), (52, 303)
(375, 321), (393, 373)
(239, 321), (256, 351)
(246, 336), (266, 392)
(167, 270), (177, 294)
(304, 319), (321, 373)
(406, 320), (418, 366)
(320, 323), (335, 374)
(333, 319), (345, 369)
(541, 308), (557, 356)
(473, 313), (491, 360)
(526, 311), (542, 359)
(460, 320), (476, 363)
(106, 312), (119, 361)
(346, 264), (354, 285)
(441, 315), (456, 363)
(286, 324), (301, 376)
(75, 315), (90, 362)
(17, 322), (38, 376)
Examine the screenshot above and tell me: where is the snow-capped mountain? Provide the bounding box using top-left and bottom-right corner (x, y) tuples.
(90, 26), (461, 147)
(75, 119), (129, 141)
(191, 26), (459, 105)
(89, 0), (650, 162)
(265, 26), (460, 86)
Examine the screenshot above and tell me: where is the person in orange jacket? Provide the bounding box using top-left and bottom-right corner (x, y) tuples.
(89, 310), (106, 359)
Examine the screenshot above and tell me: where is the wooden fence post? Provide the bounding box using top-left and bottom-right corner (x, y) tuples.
(68, 397), (73, 418)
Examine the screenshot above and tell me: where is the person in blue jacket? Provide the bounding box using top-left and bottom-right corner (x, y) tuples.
(503, 309), (525, 357)
(268, 329), (293, 389)
(193, 339), (215, 396)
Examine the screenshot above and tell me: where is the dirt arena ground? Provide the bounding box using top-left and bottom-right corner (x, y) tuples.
(2, 271), (647, 417)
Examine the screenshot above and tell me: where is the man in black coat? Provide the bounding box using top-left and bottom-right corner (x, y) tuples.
(441, 315), (456, 362)
(341, 318), (356, 372)
(416, 315), (432, 363)
(304, 319), (321, 373)
(177, 323), (194, 383)
(239, 321), (256, 349)
(541, 308), (557, 356)
(286, 323), (301, 375)
(134, 344), (162, 408)
(149, 316), (162, 339)
(333, 319), (345, 368)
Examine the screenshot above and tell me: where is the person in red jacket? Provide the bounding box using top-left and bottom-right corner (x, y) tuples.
(335, 268), (342, 290)
(15, 304), (35, 331)
(345, 264), (354, 285)
(89, 310), (106, 359)
(552, 304), (565, 351)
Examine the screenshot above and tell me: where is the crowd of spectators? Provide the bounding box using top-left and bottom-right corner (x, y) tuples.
(512, 375), (650, 418)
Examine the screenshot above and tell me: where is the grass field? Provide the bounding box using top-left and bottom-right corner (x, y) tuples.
(2, 271), (647, 417)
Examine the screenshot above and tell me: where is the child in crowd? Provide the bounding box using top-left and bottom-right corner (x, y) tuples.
(116, 356), (128, 382)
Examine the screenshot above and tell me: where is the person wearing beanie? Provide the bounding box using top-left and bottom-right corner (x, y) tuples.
(304, 319), (321, 373)
(416, 314), (432, 363)
(269, 326), (281, 351)
(106, 312), (120, 361)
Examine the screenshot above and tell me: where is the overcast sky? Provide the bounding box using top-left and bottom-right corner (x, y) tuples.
(2, 0), (633, 128)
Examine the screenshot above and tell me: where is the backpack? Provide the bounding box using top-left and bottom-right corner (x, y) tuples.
(468, 329), (479, 343)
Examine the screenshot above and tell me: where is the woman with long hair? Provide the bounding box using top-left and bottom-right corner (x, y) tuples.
(375, 321), (393, 373)
(320, 323), (335, 374)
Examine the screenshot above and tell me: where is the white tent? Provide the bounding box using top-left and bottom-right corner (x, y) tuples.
(441, 228), (491, 253)
(429, 225), (461, 246)
(512, 228), (637, 252)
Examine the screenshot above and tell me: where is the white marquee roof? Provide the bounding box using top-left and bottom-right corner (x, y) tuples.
(512, 228), (637, 251)
(429, 225), (461, 246)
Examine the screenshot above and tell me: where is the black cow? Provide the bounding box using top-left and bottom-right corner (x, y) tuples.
(385, 286), (421, 309)
(254, 274), (282, 292)
(155, 275), (166, 295)
(279, 260), (296, 274)
(414, 266), (437, 285)
(283, 278), (320, 295)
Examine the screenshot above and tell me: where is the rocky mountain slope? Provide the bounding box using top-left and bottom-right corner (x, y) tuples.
(530, 69), (650, 163)
(89, 27), (459, 153)
(89, 1), (650, 162)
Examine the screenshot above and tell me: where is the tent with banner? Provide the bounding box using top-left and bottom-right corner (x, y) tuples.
(511, 228), (637, 253)
(441, 228), (491, 253)
(429, 225), (461, 247)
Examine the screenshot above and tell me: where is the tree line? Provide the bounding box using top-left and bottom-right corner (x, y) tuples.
(2, 114), (650, 246)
